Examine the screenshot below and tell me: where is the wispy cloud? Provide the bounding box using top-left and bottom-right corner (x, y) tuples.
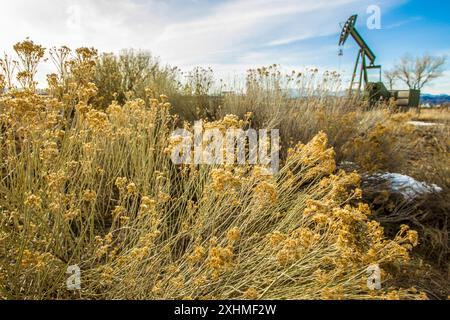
(0, 0), (448, 93)
(0, 0), (397, 65)
(385, 16), (422, 29)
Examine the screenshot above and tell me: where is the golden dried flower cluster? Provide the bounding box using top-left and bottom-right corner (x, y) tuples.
(0, 39), (431, 301)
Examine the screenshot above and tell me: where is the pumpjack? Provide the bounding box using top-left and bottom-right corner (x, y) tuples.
(338, 15), (420, 108)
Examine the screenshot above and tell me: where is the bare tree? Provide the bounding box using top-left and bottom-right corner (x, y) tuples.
(394, 54), (447, 90)
(384, 69), (397, 90)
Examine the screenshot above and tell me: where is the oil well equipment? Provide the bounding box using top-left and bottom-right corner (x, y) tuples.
(338, 14), (420, 108)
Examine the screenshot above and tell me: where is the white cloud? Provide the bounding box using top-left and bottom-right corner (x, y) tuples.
(152, 0), (378, 66)
(0, 0), (396, 62)
(3, 0), (448, 94)
(422, 70), (450, 95)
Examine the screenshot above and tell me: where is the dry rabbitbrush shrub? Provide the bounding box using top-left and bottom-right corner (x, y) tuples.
(0, 40), (433, 300)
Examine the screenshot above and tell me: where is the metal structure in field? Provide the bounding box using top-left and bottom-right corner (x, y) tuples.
(338, 14), (420, 108)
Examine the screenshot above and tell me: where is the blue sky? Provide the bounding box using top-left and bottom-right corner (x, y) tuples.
(1, 0), (449, 93)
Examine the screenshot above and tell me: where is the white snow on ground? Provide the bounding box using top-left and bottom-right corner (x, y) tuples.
(408, 121), (444, 127)
(380, 173), (442, 200)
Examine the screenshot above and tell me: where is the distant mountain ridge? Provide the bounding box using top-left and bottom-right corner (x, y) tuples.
(421, 94), (450, 105)
(284, 90), (450, 105)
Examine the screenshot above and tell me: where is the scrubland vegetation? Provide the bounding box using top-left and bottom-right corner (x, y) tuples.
(0, 40), (448, 300)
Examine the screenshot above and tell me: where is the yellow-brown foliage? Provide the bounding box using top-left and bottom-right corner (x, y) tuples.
(0, 41), (431, 300)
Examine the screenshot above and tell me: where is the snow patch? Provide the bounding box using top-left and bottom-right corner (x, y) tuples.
(408, 121), (443, 127)
(379, 173), (442, 200)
